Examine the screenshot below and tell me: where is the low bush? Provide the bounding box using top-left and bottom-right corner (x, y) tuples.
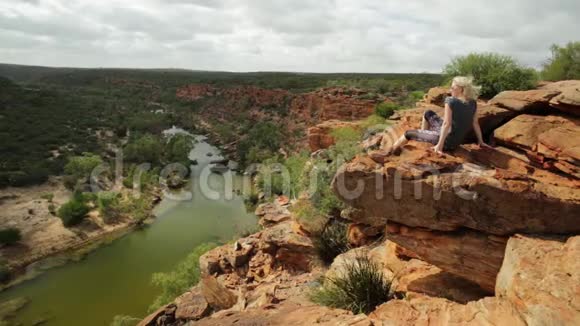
(443, 52), (538, 98)
(150, 242), (217, 311)
(0, 228), (22, 245)
(315, 221), (350, 264)
(311, 255), (392, 314)
(375, 102), (402, 119)
(57, 196), (90, 227)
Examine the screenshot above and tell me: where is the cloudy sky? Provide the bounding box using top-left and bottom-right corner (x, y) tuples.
(0, 0), (578, 73)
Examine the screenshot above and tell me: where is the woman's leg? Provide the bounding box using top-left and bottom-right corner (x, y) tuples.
(388, 110), (442, 154)
(423, 110), (443, 132)
(421, 115), (429, 130)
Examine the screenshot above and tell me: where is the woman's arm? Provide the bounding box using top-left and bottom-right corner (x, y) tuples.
(433, 103), (452, 153)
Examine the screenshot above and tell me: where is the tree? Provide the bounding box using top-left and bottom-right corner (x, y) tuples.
(443, 53), (538, 98)
(64, 153), (103, 180)
(164, 134), (194, 166)
(541, 42), (580, 81)
(124, 134), (163, 165)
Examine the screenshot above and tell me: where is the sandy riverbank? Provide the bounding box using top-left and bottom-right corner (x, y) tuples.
(0, 177), (146, 284)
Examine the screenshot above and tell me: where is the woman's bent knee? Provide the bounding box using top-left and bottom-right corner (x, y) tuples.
(424, 110), (436, 119)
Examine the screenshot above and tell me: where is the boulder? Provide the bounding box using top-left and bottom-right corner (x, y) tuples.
(255, 202), (291, 227)
(260, 221), (316, 271)
(200, 276), (238, 311)
(540, 80), (580, 116)
(423, 87), (450, 106)
(488, 89), (560, 112)
(496, 234), (580, 326)
(494, 114), (580, 178)
(174, 286), (211, 321)
(387, 222), (507, 293)
(199, 245), (232, 277)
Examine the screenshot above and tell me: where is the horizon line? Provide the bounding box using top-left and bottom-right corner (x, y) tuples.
(0, 62), (441, 75)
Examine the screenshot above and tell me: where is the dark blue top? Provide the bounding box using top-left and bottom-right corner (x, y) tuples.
(444, 96), (477, 150)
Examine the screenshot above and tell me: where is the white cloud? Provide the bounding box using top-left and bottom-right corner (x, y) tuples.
(0, 0), (578, 72)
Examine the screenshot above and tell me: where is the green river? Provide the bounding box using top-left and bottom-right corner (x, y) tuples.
(0, 135), (257, 325)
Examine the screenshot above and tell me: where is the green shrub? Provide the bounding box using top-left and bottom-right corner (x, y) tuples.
(375, 102), (402, 119)
(311, 255), (392, 314)
(315, 221), (350, 264)
(443, 52), (538, 98)
(150, 242), (217, 311)
(541, 42), (580, 81)
(0, 228), (21, 245)
(57, 197), (90, 227)
(97, 192), (121, 223)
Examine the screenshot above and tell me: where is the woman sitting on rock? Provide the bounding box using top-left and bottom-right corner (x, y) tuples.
(390, 76), (491, 155)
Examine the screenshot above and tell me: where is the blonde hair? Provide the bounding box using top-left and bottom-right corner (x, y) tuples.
(452, 76), (481, 101)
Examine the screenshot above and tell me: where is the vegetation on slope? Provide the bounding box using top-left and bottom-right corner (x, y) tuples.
(541, 41), (580, 81)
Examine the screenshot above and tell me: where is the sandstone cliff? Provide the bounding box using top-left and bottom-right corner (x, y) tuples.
(331, 80), (580, 323)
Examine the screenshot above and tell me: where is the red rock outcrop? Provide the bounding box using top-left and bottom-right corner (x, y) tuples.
(334, 81), (580, 297)
(291, 87), (382, 121)
(176, 84), (382, 126)
(540, 80), (580, 116)
(175, 84), (217, 101)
